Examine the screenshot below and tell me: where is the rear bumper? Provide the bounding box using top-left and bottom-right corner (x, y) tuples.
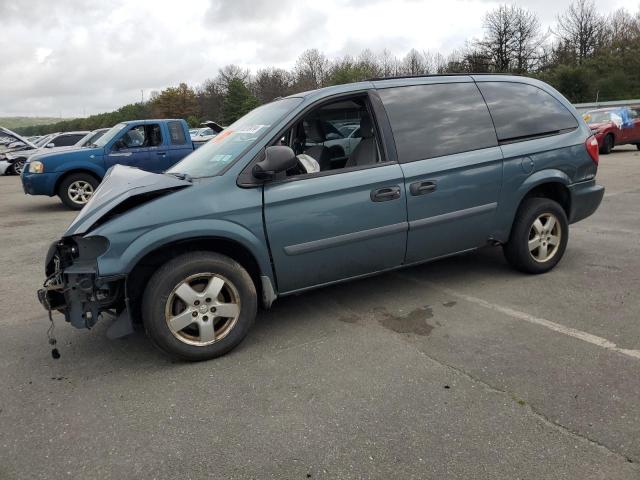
(569, 179), (604, 223)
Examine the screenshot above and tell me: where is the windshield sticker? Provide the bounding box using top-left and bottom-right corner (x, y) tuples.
(235, 125), (268, 134)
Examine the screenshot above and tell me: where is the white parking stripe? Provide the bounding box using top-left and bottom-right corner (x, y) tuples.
(401, 275), (640, 361)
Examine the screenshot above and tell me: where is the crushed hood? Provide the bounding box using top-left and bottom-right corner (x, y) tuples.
(64, 164), (192, 236)
(0, 126), (37, 149)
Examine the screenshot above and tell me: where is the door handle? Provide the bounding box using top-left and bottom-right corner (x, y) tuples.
(156, 152), (167, 156)
(409, 180), (437, 196)
(371, 186), (401, 202)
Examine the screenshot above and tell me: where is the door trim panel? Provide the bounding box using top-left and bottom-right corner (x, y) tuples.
(284, 222), (407, 256)
(409, 202), (497, 230)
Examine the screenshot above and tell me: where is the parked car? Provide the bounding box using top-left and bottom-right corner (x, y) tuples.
(583, 106), (640, 154)
(0, 127), (40, 174)
(190, 127), (216, 142)
(2, 131), (89, 175)
(37, 75), (604, 361)
(22, 119), (200, 209)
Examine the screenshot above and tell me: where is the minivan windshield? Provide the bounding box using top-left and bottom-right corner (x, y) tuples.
(168, 97), (302, 178)
(94, 123), (127, 148)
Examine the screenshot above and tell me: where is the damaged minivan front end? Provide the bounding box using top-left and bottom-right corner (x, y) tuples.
(39, 235), (122, 329)
(37, 164), (193, 334)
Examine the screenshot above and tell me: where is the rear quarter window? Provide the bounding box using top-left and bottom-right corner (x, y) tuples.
(477, 82), (578, 142)
(378, 82), (497, 162)
(168, 121), (187, 145)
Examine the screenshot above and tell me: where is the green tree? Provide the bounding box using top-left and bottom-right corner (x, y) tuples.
(151, 83), (199, 119)
(222, 78), (259, 125)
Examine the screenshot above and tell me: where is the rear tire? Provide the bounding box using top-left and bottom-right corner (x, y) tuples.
(503, 198), (569, 274)
(142, 252), (257, 361)
(600, 134), (614, 154)
(58, 173), (98, 210)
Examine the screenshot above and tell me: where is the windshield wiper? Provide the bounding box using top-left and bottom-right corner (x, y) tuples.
(166, 172), (193, 183)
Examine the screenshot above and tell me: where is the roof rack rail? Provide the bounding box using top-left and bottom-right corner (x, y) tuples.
(367, 72), (524, 81)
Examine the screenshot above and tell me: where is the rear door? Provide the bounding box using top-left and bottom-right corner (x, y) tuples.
(377, 81), (503, 263)
(166, 121), (193, 168)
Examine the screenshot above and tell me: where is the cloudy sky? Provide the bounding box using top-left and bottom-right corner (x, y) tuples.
(0, 0), (636, 117)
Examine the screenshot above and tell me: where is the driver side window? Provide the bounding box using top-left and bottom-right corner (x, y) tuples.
(120, 124), (163, 149)
(275, 95), (384, 177)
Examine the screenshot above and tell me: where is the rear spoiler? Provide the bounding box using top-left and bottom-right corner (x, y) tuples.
(200, 121), (224, 133)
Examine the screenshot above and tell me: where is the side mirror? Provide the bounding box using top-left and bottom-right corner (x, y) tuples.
(252, 146), (297, 180)
(46, 143), (55, 148)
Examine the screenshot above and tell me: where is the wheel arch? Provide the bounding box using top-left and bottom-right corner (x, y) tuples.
(496, 170), (572, 242)
(125, 236), (273, 325)
(54, 168), (102, 194)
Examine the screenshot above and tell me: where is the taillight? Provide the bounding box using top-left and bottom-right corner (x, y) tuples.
(585, 135), (599, 165)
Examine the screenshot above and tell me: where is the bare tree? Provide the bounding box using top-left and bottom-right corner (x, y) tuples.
(512, 8), (545, 72)
(294, 49), (330, 90)
(478, 5), (517, 72)
(401, 48), (428, 75)
(378, 49), (399, 77)
(555, 0), (606, 63)
(252, 68), (292, 103)
(217, 65), (251, 92)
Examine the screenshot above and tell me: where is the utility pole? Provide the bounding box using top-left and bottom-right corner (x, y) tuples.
(141, 89), (144, 104)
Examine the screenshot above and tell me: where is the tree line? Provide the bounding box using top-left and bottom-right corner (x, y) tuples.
(17, 0), (640, 136)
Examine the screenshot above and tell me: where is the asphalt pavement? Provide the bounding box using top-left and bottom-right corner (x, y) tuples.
(1, 146), (639, 479)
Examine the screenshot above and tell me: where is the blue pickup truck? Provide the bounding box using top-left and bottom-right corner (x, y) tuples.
(22, 119), (199, 209)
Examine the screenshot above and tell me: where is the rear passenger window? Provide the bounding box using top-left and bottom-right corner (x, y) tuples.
(168, 122), (187, 145)
(477, 82), (578, 142)
(53, 134), (83, 147)
(378, 83), (497, 162)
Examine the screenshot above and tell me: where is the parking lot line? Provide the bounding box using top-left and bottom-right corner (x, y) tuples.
(399, 274), (640, 361)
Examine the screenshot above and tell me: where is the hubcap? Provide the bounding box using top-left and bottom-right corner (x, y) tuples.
(528, 213), (561, 263)
(164, 273), (241, 346)
(68, 180), (94, 204)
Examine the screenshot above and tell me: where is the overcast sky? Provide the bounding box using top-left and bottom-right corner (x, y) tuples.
(0, 0), (637, 117)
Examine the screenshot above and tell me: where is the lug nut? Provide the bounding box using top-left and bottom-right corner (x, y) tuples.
(202, 316), (208, 321)
(205, 297), (212, 303)
(210, 307), (217, 313)
(194, 300), (200, 306)
(192, 312), (198, 317)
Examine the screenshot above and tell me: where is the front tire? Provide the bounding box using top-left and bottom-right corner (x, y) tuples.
(58, 173), (98, 210)
(142, 252), (257, 361)
(9, 158), (26, 175)
(503, 198), (569, 274)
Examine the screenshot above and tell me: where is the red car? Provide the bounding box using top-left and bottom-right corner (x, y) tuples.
(583, 106), (640, 154)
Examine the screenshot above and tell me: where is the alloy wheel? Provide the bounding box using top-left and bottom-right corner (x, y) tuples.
(68, 180), (94, 204)
(164, 273), (241, 346)
(528, 213), (561, 262)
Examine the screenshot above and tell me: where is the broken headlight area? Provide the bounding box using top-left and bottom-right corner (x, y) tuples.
(39, 235), (125, 329)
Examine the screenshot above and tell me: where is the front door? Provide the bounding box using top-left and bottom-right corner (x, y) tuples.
(377, 81), (502, 263)
(263, 94), (408, 293)
(105, 124), (149, 170)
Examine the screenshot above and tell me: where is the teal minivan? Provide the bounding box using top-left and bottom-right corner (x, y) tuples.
(38, 75), (604, 361)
